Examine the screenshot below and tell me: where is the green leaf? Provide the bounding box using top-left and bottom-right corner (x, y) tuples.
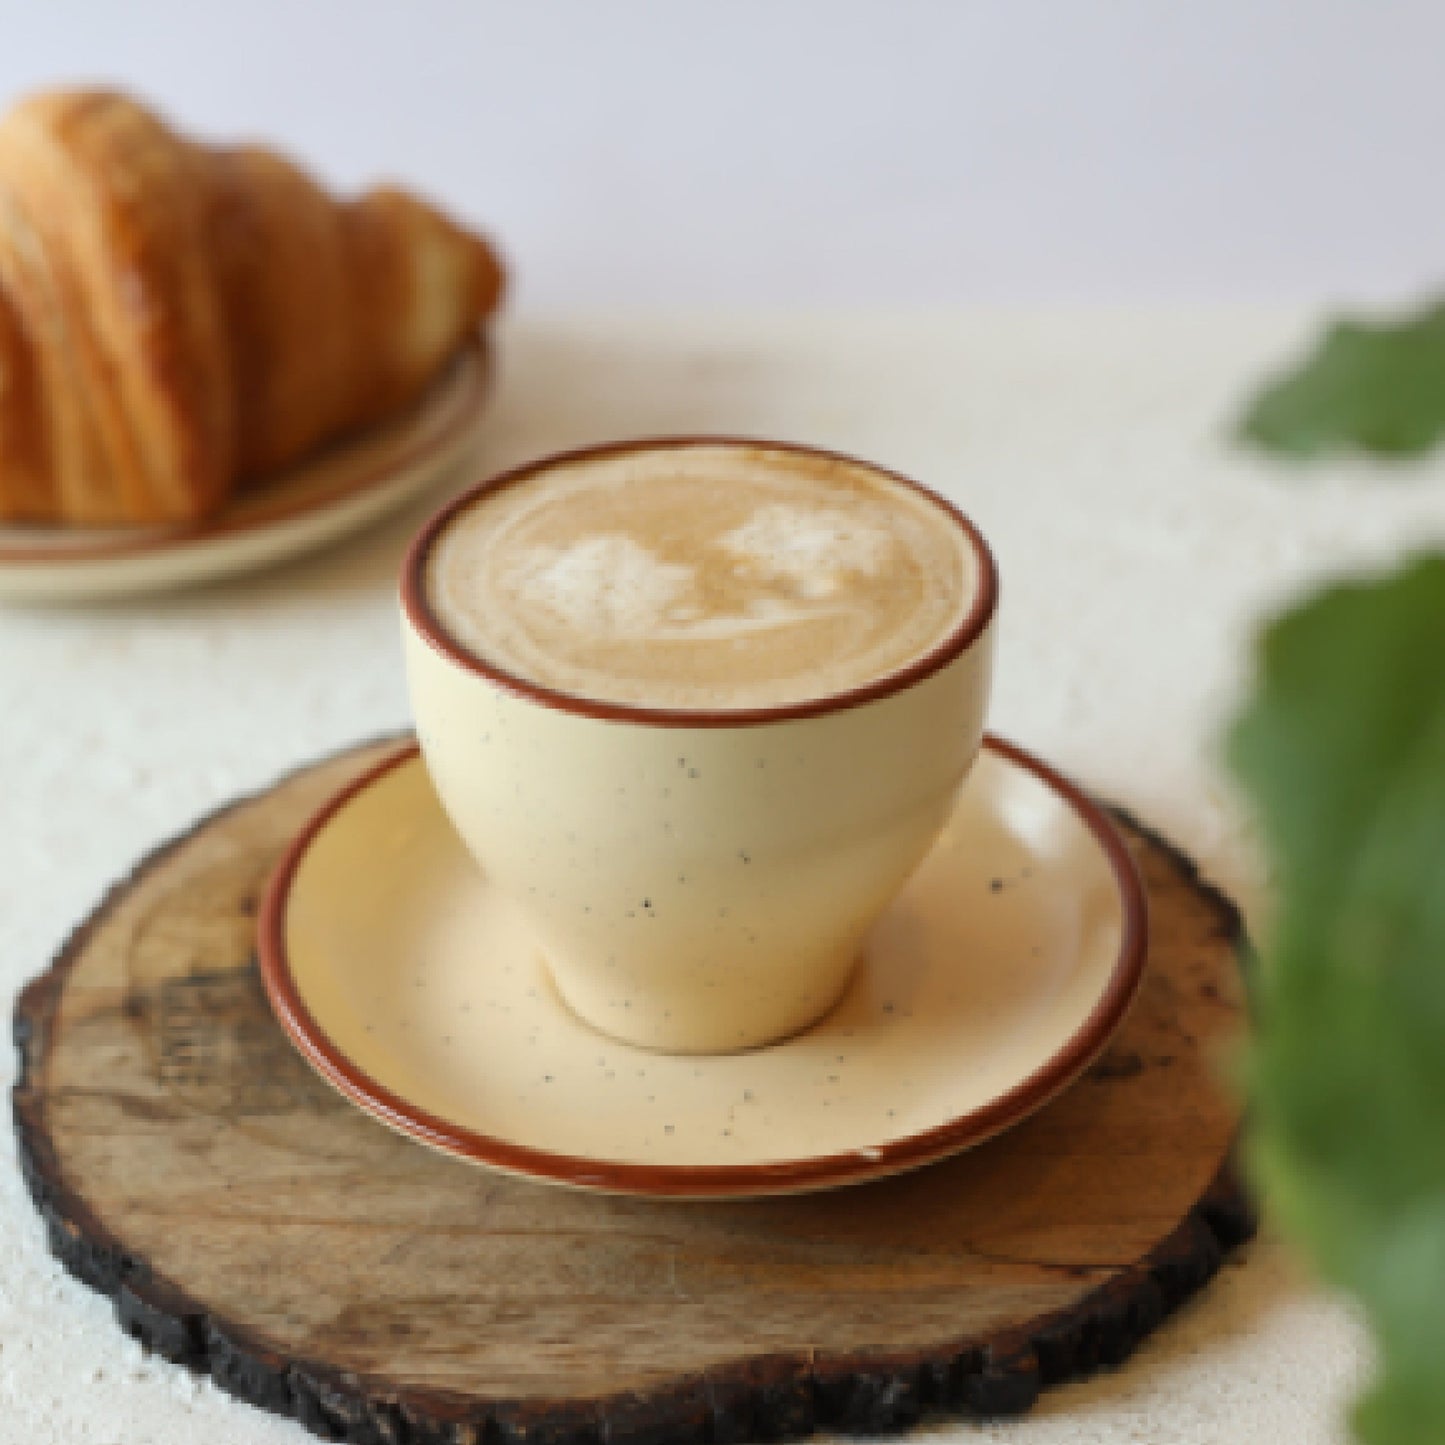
(1229, 554), (1445, 1445)
(1240, 302), (1445, 458)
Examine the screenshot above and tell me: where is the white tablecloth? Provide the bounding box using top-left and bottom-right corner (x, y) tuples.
(8, 310), (1441, 1444)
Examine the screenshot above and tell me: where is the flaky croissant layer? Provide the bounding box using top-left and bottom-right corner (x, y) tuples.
(0, 89), (504, 526)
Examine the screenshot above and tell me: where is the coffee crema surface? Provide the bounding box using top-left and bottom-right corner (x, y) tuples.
(424, 444), (977, 710)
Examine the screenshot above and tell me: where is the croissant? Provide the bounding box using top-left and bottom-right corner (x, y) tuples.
(0, 89), (504, 526)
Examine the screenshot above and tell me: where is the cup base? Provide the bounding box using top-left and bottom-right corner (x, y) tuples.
(542, 951), (861, 1056)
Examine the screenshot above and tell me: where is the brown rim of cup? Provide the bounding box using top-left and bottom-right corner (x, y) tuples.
(399, 437), (1000, 729)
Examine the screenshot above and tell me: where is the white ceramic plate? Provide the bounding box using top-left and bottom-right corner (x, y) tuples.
(260, 736), (1147, 1199)
(0, 337), (491, 603)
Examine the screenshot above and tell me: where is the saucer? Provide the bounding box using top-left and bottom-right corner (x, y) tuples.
(0, 337), (490, 603)
(259, 735), (1147, 1199)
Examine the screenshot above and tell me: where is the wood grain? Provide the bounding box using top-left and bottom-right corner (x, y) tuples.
(12, 738), (1254, 1442)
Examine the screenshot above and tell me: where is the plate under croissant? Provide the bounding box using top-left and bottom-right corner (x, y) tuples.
(0, 337), (490, 603)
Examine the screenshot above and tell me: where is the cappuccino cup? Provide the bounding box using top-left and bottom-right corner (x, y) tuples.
(401, 439), (997, 1053)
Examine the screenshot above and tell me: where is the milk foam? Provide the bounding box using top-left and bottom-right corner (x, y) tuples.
(719, 504), (894, 598)
(425, 445), (975, 709)
(510, 535), (697, 633)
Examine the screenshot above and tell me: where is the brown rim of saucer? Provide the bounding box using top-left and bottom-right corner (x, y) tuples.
(256, 733), (1149, 1199)
(0, 335), (491, 566)
(399, 436), (1000, 729)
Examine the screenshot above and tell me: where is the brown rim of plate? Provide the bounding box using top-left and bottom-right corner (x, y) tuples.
(256, 733), (1149, 1199)
(399, 437), (1000, 729)
(0, 335), (492, 566)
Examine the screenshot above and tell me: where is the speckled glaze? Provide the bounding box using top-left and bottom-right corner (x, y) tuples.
(401, 440), (998, 1053)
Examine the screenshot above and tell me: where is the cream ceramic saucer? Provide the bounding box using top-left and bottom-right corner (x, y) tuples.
(260, 735), (1147, 1199)
(0, 337), (490, 603)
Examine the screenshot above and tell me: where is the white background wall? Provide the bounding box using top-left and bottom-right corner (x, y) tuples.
(0, 1), (1441, 311)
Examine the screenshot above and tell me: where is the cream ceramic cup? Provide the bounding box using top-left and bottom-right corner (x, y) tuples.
(400, 439), (998, 1054)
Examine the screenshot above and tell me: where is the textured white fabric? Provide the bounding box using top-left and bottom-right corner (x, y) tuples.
(6, 310), (1440, 1444)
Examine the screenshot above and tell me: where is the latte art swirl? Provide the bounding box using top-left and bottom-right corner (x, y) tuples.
(425, 445), (975, 709)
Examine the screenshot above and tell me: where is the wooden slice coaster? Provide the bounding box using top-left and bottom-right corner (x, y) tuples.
(11, 739), (1254, 1443)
